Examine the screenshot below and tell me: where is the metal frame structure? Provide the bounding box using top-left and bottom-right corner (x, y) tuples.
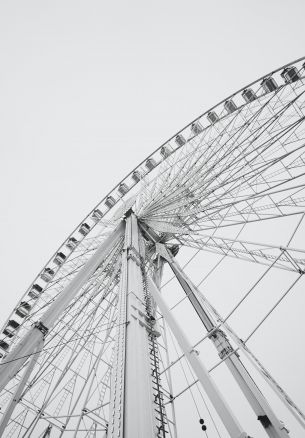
(1, 58), (305, 437)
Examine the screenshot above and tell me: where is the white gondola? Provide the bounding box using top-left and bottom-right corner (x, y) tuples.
(160, 145), (171, 159)
(40, 268), (55, 282)
(79, 223), (90, 236)
(15, 302), (31, 318)
(145, 158), (157, 171)
(132, 170), (142, 183)
(0, 340), (9, 357)
(175, 134), (186, 147)
(105, 196), (116, 208)
(281, 66), (300, 84)
(118, 183), (129, 195)
(92, 209), (103, 222)
(28, 284), (43, 299)
(261, 77), (278, 93)
(207, 111), (219, 124)
(224, 99), (237, 114)
(191, 121), (203, 135)
(54, 252), (66, 266)
(242, 88), (257, 103)
(3, 320), (20, 338)
(66, 237), (78, 250)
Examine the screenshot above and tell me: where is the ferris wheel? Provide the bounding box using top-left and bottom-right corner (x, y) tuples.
(0, 57), (305, 438)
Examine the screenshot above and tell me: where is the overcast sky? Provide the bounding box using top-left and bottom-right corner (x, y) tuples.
(0, 1), (305, 436)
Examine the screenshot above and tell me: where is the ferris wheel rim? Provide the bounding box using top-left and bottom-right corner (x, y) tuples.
(2, 55), (305, 343)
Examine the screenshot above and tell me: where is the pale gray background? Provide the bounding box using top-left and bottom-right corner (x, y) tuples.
(0, 1), (305, 436)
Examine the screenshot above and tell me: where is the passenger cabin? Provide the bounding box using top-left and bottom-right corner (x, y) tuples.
(3, 320), (20, 338)
(242, 88), (257, 103)
(261, 77), (278, 93)
(191, 121), (203, 135)
(207, 111), (219, 124)
(79, 223), (90, 236)
(41, 268), (55, 282)
(66, 237), (78, 250)
(160, 145), (171, 159)
(281, 66), (300, 84)
(224, 99), (237, 114)
(92, 209), (103, 222)
(175, 134), (186, 147)
(0, 340), (9, 356)
(132, 170), (142, 183)
(16, 302), (31, 318)
(118, 183), (129, 195)
(145, 158), (157, 171)
(54, 252), (66, 266)
(105, 196), (116, 208)
(28, 284), (43, 299)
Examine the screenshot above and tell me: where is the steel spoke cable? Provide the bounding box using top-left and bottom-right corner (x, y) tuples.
(144, 95), (304, 221)
(160, 174), (247, 300)
(186, 140), (305, 231)
(0, 320), (124, 367)
(184, 121), (305, 224)
(244, 273), (303, 343)
(146, 87), (287, 215)
(15, 284), (119, 392)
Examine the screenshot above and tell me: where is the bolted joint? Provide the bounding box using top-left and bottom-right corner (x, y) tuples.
(127, 246), (143, 266)
(209, 328), (234, 359)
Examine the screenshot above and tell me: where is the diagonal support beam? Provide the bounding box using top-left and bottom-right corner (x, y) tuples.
(156, 242), (291, 438)
(0, 221), (125, 394)
(148, 276), (249, 438)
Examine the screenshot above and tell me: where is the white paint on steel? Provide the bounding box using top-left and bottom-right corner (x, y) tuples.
(0, 221), (125, 393)
(148, 276), (248, 438)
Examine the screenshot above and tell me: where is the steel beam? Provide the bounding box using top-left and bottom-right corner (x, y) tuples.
(148, 276), (248, 438)
(157, 243), (290, 438)
(0, 221), (125, 394)
(107, 213), (157, 438)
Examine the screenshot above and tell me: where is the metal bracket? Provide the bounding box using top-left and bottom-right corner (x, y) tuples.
(34, 321), (49, 337)
(127, 246), (143, 266)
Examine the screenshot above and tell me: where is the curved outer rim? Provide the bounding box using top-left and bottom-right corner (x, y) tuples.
(1, 55), (305, 340)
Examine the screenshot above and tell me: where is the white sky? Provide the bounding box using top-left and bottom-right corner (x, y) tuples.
(0, 1), (305, 436)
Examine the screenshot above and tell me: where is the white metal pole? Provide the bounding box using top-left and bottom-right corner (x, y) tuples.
(108, 213), (158, 438)
(0, 221), (125, 394)
(148, 276), (248, 438)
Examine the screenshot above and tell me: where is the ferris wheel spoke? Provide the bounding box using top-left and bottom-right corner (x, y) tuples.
(177, 233), (305, 273)
(26, 280), (119, 401)
(142, 177), (305, 232)
(187, 168), (305, 231)
(140, 110), (258, 216)
(191, 183), (305, 228)
(17, 313), (117, 436)
(141, 126), (305, 226)
(193, 131), (305, 211)
(152, 89), (305, 212)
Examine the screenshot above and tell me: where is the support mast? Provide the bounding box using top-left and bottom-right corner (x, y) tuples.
(108, 212), (164, 438)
